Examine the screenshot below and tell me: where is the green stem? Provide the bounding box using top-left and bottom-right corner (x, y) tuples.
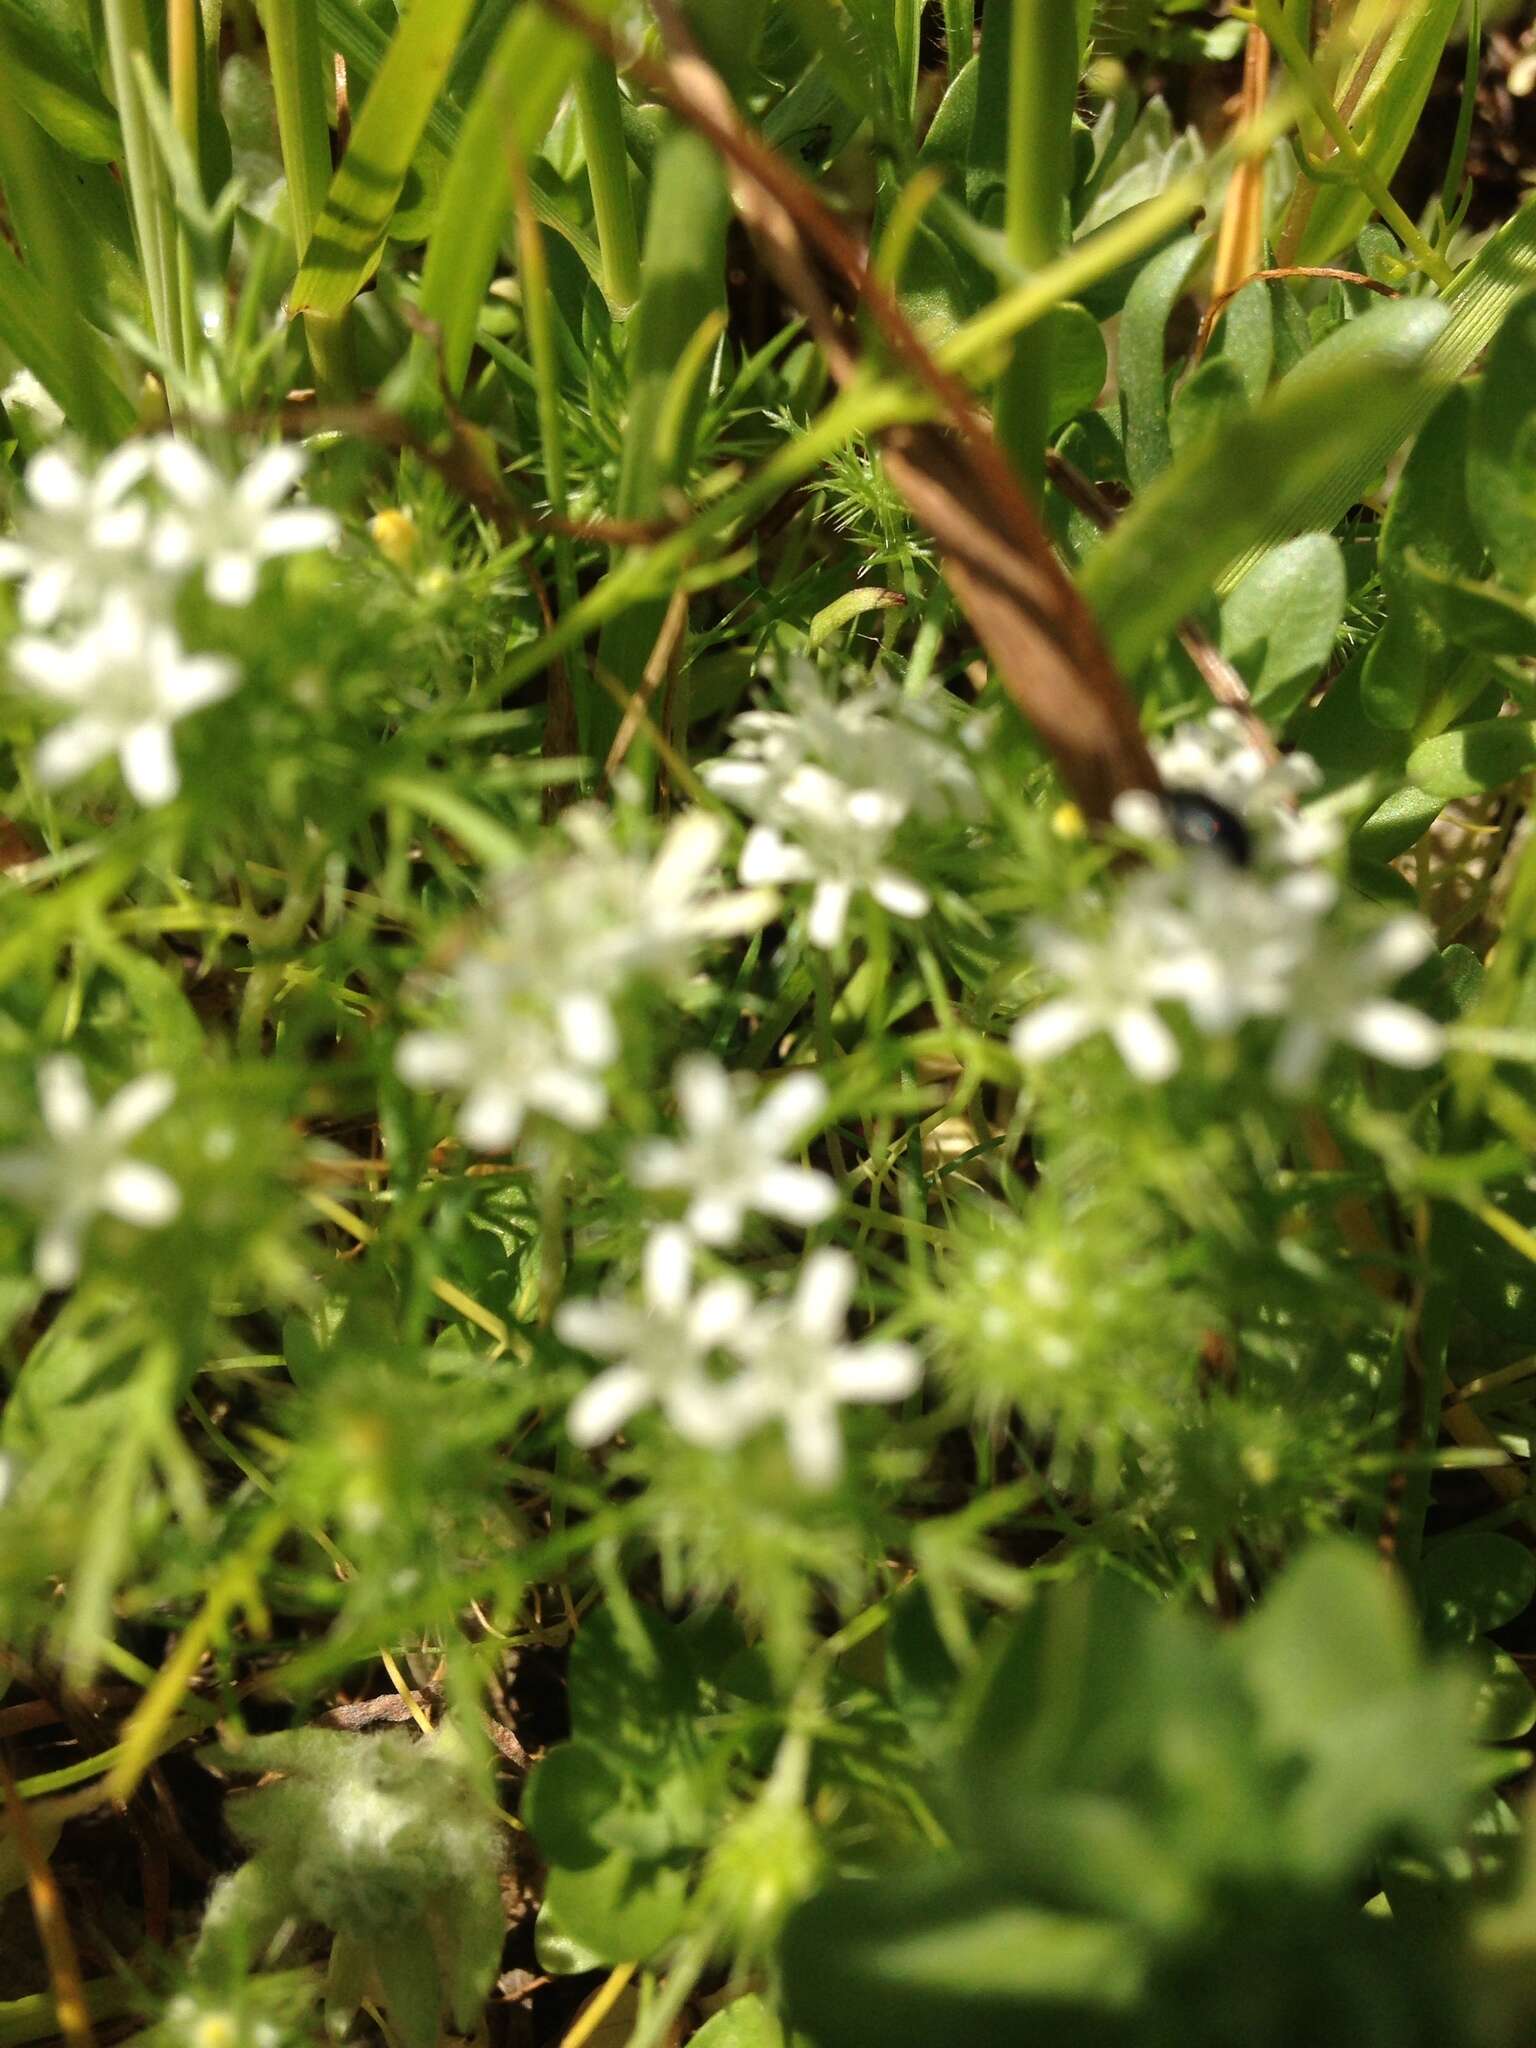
(1253, 0), (1456, 290)
(574, 52), (641, 315)
(995, 0), (1077, 497)
(942, 0), (974, 80)
(101, 0), (181, 371)
(170, 0), (201, 370)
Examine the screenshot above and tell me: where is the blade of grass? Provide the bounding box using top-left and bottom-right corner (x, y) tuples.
(406, 0), (612, 403)
(259, 0), (332, 252)
(575, 50), (641, 313)
(0, 1), (120, 159)
(100, 0), (181, 369)
(287, 0), (476, 319)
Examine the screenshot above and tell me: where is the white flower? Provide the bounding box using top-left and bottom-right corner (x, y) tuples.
(1132, 860), (1335, 1037)
(9, 589), (239, 805)
(151, 443), (338, 605)
(397, 810), (769, 1150)
(0, 1057), (179, 1289)
(736, 767), (930, 949)
(0, 442), (158, 627)
(704, 667), (975, 949)
(631, 1054), (836, 1245)
(395, 957), (612, 1152)
(1115, 708), (1342, 868)
(726, 1248), (921, 1488)
(1013, 873), (1194, 1083)
(1270, 914), (1445, 1093)
(557, 1225), (754, 1449)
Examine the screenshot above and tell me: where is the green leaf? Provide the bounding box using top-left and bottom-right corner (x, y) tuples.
(533, 1896), (608, 1977)
(1117, 232), (1204, 490)
(0, 0), (119, 159)
(1471, 1644), (1536, 1745)
(523, 1741), (625, 1870)
(1469, 286), (1536, 598)
(288, 0), (477, 318)
(1418, 1532), (1536, 1645)
(370, 1921), (443, 2048)
(689, 1994), (785, 2048)
(408, 0), (604, 397)
(543, 1850), (691, 1968)
(1219, 535), (1346, 725)
(1168, 355), (1248, 457)
(0, 203), (134, 442)
(1405, 720), (1536, 800)
(1082, 299), (1450, 677)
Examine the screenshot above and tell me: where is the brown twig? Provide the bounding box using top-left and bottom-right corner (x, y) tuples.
(1194, 265), (1397, 362)
(0, 1751), (96, 2048)
(537, 0), (1162, 822)
(602, 585), (691, 787)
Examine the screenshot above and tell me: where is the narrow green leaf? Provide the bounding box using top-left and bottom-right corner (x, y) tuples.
(1117, 233), (1204, 490)
(1469, 286), (1536, 598)
(257, 0), (332, 252)
(288, 0), (476, 318)
(1082, 299), (1450, 676)
(408, 0), (610, 399)
(0, 0), (120, 158)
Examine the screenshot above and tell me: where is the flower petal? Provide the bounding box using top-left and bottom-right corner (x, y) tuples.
(642, 1225), (693, 1316)
(751, 1070), (826, 1151)
(1111, 1008), (1180, 1083)
(794, 1247), (855, 1337)
(829, 1341), (921, 1403)
(676, 1054), (733, 1135)
(100, 1160), (180, 1228)
(120, 722), (180, 806)
(98, 1072), (175, 1143)
(754, 1163), (838, 1228)
(567, 1365), (650, 1447)
(1344, 1000), (1445, 1071)
(37, 1055), (92, 1140)
(1011, 999), (1092, 1066)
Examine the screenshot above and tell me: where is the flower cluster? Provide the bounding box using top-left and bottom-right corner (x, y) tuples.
(703, 664), (980, 948)
(1, 441), (336, 805)
(395, 810), (772, 1149)
(557, 1227), (918, 1489)
(1015, 712), (1444, 1092)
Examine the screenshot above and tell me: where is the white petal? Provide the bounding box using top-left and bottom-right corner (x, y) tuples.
(785, 1401), (844, 1489)
(98, 1072), (175, 1142)
(555, 1300), (641, 1356)
(37, 1055), (92, 1139)
(207, 554), (258, 607)
(829, 1341), (921, 1403)
(794, 1247), (855, 1337)
(157, 653), (239, 714)
(685, 1191), (742, 1246)
(739, 825), (807, 887)
(754, 1163), (838, 1228)
(676, 1053), (733, 1135)
(458, 1082), (524, 1151)
(256, 507), (338, 557)
(752, 1070), (827, 1151)
(529, 1067), (607, 1130)
(807, 880), (852, 950)
(100, 1160), (180, 1227)
(153, 440), (219, 508)
(666, 1374), (749, 1449)
(34, 716), (116, 788)
(1344, 1000), (1445, 1070)
(120, 722), (180, 806)
(237, 445), (307, 508)
(151, 515), (199, 575)
(649, 810), (724, 896)
(1011, 999), (1092, 1066)
(629, 1138), (682, 1189)
(1360, 918), (1435, 982)
(872, 870), (930, 921)
(642, 1225), (693, 1316)
(33, 1214), (83, 1290)
(557, 992), (618, 1068)
(688, 1276), (753, 1347)
(395, 1030), (471, 1090)
(1111, 1008), (1180, 1083)
(568, 1365), (650, 1447)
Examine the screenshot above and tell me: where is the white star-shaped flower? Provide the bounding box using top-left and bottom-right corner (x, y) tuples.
(557, 1226), (754, 1449)
(1270, 914), (1445, 1094)
(9, 589), (240, 805)
(726, 1248), (921, 1488)
(0, 1057), (179, 1289)
(1013, 872), (1196, 1083)
(151, 443), (338, 605)
(1116, 708), (1342, 869)
(735, 767), (930, 950)
(396, 810), (772, 1151)
(0, 442), (158, 627)
(630, 1054), (836, 1245)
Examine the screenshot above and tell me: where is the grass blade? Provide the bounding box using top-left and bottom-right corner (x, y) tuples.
(287, 0), (476, 319)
